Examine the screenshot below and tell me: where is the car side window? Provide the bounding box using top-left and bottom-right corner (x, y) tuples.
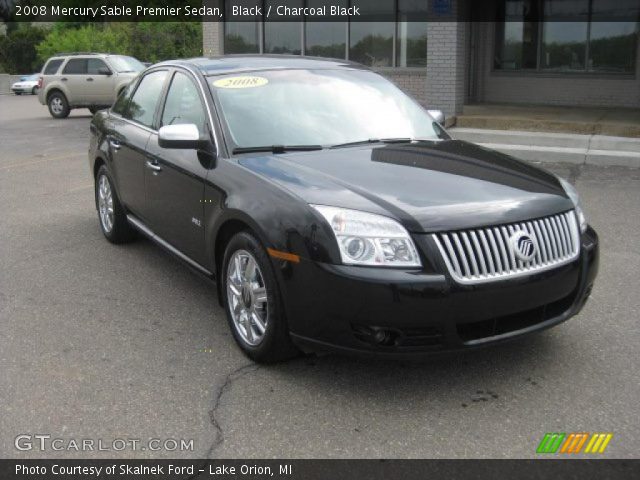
(62, 59), (88, 75)
(160, 72), (207, 135)
(124, 70), (168, 129)
(43, 59), (63, 75)
(88, 59), (109, 75)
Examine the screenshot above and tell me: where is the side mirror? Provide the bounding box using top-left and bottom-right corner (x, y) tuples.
(98, 67), (112, 76)
(427, 109), (445, 126)
(158, 124), (208, 150)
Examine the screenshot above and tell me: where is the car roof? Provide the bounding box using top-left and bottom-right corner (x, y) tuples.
(47, 53), (130, 61)
(154, 55), (368, 75)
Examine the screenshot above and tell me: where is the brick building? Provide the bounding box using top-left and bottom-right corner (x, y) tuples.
(202, 0), (640, 117)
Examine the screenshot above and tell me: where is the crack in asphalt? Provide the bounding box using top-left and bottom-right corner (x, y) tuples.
(206, 363), (260, 457)
(179, 363), (259, 480)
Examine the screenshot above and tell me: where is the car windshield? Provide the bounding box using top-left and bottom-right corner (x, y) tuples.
(24, 74), (39, 81)
(108, 56), (145, 73)
(209, 69), (445, 150)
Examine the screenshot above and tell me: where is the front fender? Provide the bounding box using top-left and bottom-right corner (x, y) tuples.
(203, 159), (340, 278)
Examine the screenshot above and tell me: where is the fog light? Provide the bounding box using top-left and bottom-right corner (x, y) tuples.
(371, 327), (399, 346)
(373, 329), (388, 343)
(352, 324), (400, 347)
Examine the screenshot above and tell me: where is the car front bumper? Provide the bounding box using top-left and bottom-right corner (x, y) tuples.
(282, 226), (599, 356)
(11, 86), (35, 93)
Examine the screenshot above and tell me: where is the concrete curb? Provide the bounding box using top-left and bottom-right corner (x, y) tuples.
(456, 114), (640, 138)
(450, 128), (640, 168)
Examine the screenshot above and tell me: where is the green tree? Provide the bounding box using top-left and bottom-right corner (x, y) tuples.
(123, 23), (202, 62)
(35, 22), (202, 64)
(0, 23), (47, 73)
(35, 23), (125, 61)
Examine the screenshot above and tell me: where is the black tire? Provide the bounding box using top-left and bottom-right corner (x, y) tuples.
(31, 86), (38, 95)
(95, 165), (136, 244)
(15, 92), (21, 95)
(88, 106), (100, 114)
(47, 91), (70, 119)
(221, 232), (299, 363)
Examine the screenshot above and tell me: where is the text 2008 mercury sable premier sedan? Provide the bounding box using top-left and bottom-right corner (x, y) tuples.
(89, 56), (599, 363)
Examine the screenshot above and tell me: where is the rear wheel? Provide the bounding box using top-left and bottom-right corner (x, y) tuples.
(47, 92), (70, 119)
(222, 232), (299, 363)
(95, 165), (135, 244)
(15, 92), (21, 96)
(88, 106), (101, 114)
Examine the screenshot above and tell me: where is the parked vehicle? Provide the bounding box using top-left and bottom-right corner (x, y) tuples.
(38, 52), (145, 118)
(89, 56), (599, 363)
(11, 74), (40, 95)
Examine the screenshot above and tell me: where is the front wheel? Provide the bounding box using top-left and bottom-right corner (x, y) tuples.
(32, 86), (38, 95)
(221, 232), (299, 363)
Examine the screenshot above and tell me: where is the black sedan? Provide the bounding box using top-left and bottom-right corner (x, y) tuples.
(89, 56), (598, 363)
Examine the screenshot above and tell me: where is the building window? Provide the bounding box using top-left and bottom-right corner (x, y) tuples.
(495, 0), (639, 73)
(224, 0), (428, 68)
(349, 0), (394, 66)
(397, 0), (428, 67)
(264, 0), (303, 54)
(224, 0), (261, 53)
(589, 0), (639, 73)
(305, 0), (347, 58)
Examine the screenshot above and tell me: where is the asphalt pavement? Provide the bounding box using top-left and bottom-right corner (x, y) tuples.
(1, 94), (639, 459)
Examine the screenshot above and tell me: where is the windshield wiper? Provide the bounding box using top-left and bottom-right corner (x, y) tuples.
(232, 145), (323, 155)
(330, 138), (420, 149)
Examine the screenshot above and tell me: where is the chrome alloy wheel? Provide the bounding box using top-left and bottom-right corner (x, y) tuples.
(50, 97), (63, 115)
(226, 249), (269, 346)
(97, 174), (114, 233)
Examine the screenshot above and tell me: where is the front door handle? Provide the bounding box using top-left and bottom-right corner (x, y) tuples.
(145, 160), (162, 172)
(86, 77), (94, 82)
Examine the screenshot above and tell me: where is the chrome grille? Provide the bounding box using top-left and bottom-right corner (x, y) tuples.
(432, 211), (580, 284)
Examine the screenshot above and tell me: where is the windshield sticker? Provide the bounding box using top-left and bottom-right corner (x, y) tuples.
(212, 76), (268, 89)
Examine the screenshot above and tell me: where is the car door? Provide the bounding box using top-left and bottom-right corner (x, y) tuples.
(60, 58), (89, 104)
(144, 69), (213, 265)
(109, 69), (169, 219)
(86, 58), (115, 105)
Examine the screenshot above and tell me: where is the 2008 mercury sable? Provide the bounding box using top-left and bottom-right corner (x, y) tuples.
(89, 56), (599, 363)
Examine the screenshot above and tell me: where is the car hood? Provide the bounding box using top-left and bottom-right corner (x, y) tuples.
(238, 140), (574, 232)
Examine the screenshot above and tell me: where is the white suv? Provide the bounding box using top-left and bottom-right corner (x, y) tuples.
(38, 53), (145, 118)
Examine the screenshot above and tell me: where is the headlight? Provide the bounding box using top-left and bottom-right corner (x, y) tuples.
(311, 205), (422, 267)
(558, 177), (587, 233)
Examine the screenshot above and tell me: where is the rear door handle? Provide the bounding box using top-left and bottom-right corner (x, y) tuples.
(109, 139), (121, 151)
(145, 160), (162, 172)
(86, 77), (94, 82)
(61, 77), (67, 82)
